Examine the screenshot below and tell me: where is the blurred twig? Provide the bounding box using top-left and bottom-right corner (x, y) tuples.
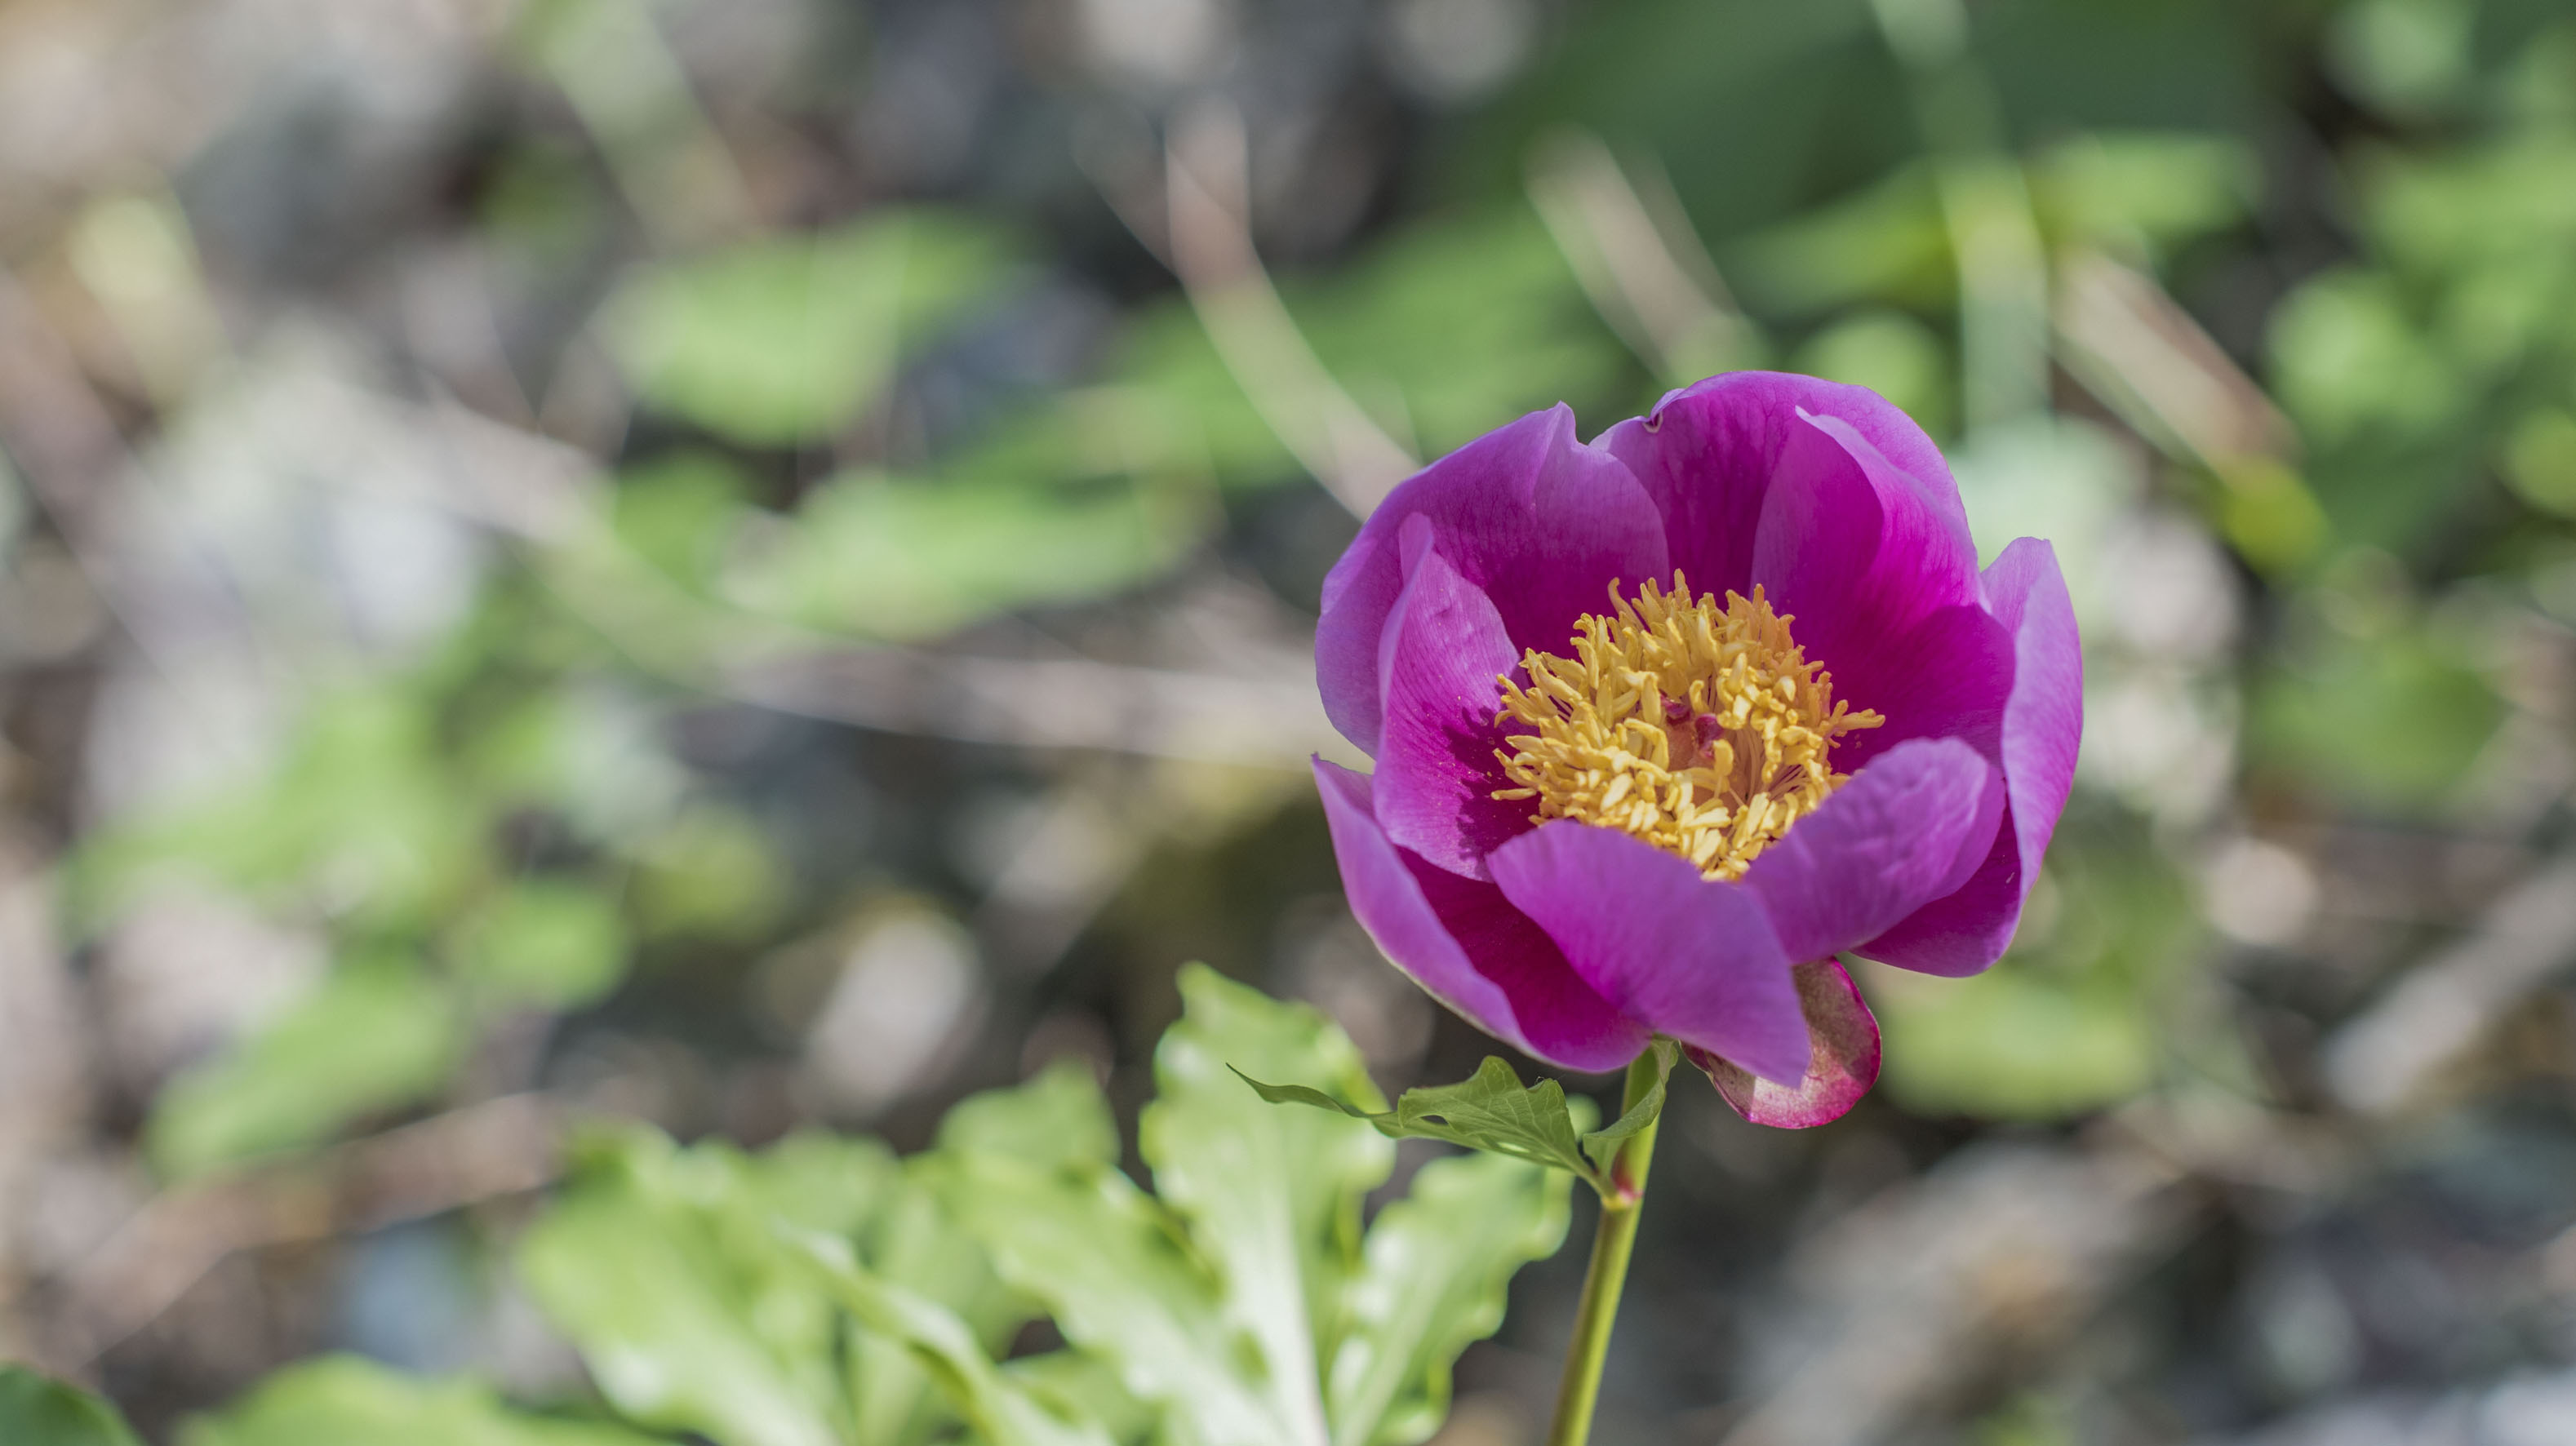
(1158, 103), (1419, 517)
(403, 401), (1339, 767)
(0, 266), (206, 685)
(1526, 131), (1755, 386)
(43, 1093), (566, 1373)
(2052, 251), (2296, 470)
(2325, 853), (2576, 1116)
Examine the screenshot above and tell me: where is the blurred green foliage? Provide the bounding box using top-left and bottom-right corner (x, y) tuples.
(0, 1367), (144, 1446)
(158, 968), (1562, 1446)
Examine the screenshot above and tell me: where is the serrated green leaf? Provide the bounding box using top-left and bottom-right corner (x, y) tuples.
(517, 1128), (868, 1446)
(944, 974), (1581, 1446)
(792, 1230), (1115, 1446)
(1144, 968), (1393, 1446)
(182, 1356), (653, 1446)
(0, 1365), (142, 1446)
(1237, 1056), (1619, 1193)
(1323, 1151), (1570, 1446)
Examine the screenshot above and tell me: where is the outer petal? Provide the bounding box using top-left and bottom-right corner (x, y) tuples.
(1598, 371), (1963, 601)
(1316, 405), (1668, 754)
(1370, 519), (1528, 878)
(1861, 538), (2084, 975)
(1741, 738), (2005, 966)
(1688, 959), (1882, 1129)
(1313, 759), (1650, 1072)
(1487, 822), (1808, 1087)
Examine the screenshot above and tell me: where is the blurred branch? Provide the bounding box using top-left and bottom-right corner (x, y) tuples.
(2053, 250), (2296, 468)
(405, 403), (1337, 767)
(1159, 103), (1419, 517)
(2325, 853), (2576, 1116)
(0, 266), (207, 686)
(42, 1093), (566, 1373)
(1526, 130), (1755, 386)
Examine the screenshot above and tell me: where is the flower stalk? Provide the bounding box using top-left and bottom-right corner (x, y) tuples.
(1543, 1048), (1665, 1446)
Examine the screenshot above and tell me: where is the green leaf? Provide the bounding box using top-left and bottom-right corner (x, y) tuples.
(1322, 1151), (1570, 1446)
(791, 1231), (1116, 1446)
(149, 958), (463, 1177)
(933, 1124), (1286, 1446)
(451, 880), (629, 1009)
(944, 969), (1579, 1446)
(517, 1124), (1034, 1446)
(0, 1365), (142, 1446)
(719, 463), (1203, 642)
(1143, 966), (1394, 1446)
(935, 1057), (1121, 1173)
(516, 1127), (893, 1446)
(182, 1356), (654, 1446)
(602, 210), (1012, 446)
(1237, 1053), (1642, 1196)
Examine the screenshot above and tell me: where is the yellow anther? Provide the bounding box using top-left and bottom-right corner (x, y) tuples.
(1491, 574), (1884, 881)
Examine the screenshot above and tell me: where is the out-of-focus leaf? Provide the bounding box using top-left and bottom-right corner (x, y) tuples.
(1322, 1151), (1569, 1446)
(517, 1127), (893, 1446)
(0, 1365), (143, 1446)
(2252, 622), (2507, 809)
(1113, 207), (1627, 488)
(722, 465), (1203, 641)
(1141, 968), (1393, 1446)
(631, 803), (789, 943)
(611, 451), (753, 592)
(2503, 407), (2576, 518)
(183, 1356), (654, 1446)
(1790, 308), (1953, 439)
(793, 1231), (1116, 1446)
(602, 210), (1012, 446)
(935, 1057), (1121, 1172)
(149, 957), (461, 1177)
(452, 880), (628, 1009)
(1732, 165), (1951, 317)
(2031, 132), (2258, 257)
(518, 1124), (1024, 1446)
(75, 688), (480, 930)
(935, 1102), (1286, 1446)
(1876, 831), (2200, 1120)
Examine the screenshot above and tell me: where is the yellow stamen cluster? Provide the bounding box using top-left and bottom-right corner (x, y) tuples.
(1492, 575), (1883, 880)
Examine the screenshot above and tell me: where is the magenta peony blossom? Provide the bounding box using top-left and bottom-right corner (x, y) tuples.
(1312, 373), (2081, 1128)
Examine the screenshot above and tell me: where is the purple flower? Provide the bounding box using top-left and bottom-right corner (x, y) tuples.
(1312, 374), (2081, 1128)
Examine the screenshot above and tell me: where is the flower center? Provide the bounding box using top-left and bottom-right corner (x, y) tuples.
(1491, 574), (1884, 880)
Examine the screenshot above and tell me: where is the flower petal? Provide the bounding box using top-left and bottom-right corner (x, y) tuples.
(1823, 601), (2014, 774)
(1598, 371), (1963, 601)
(1313, 759), (1650, 1072)
(1861, 538), (2084, 975)
(1688, 959), (1882, 1129)
(1742, 737), (2005, 965)
(1369, 517), (1530, 878)
(1316, 405), (1668, 755)
(1487, 821), (1808, 1087)
(1752, 408), (1983, 679)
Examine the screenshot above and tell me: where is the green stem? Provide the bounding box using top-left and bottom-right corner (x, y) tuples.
(1543, 1050), (1664, 1446)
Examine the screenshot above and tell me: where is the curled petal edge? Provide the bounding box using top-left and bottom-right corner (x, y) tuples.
(1687, 958), (1881, 1129)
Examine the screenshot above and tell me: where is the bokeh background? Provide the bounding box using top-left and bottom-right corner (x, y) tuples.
(4, 0), (2576, 1440)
